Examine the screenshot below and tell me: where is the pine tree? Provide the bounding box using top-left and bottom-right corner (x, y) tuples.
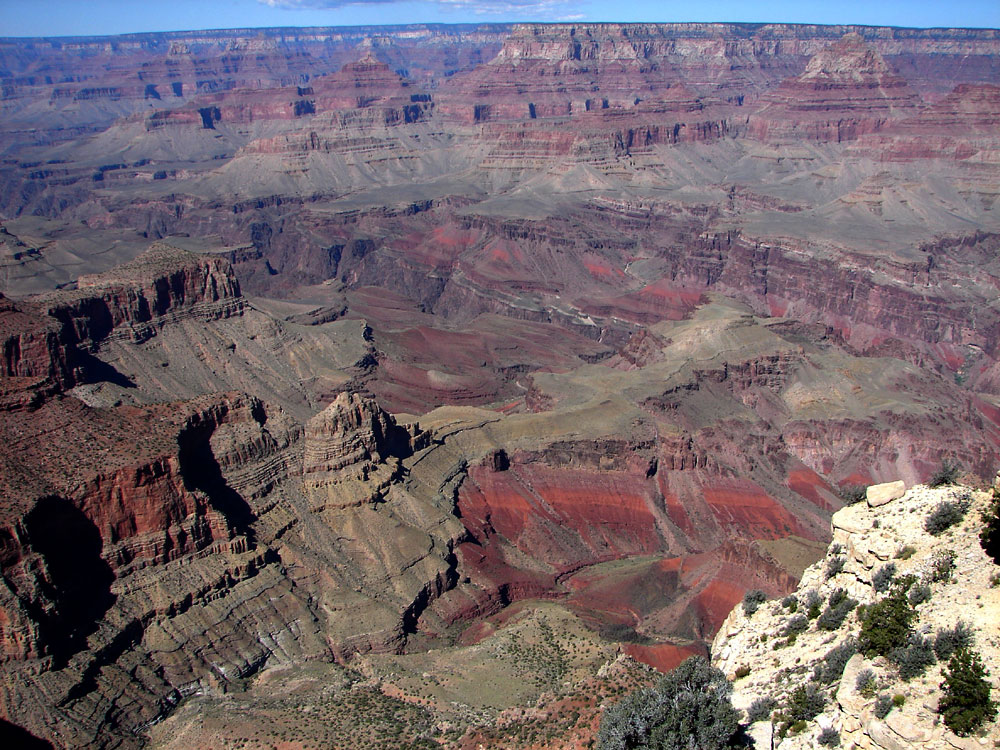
(939, 647), (998, 736)
(859, 586), (914, 657)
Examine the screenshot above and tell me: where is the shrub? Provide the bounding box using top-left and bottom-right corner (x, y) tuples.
(825, 555), (846, 580)
(855, 668), (877, 697)
(892, 694), (906, 707)
(859, 589), (915, 658)
(742, 589), (767, 616)
(784, 614), (809, 637)
(805, 590), (822, 620)
(939, 647), (998, 737)
(928, 460), (961, 488)
(820, 639), (858, 684)
(784, 681), (826, 723)
(596, 656), (743, 750)
(817, 593), (857, 631)
(930, 550), (956, 583)
(734, 665), (751, 680)
(896, 545), (916, 560)
(925, 499), (970, 536)
(840, 485), (867, 506)
(817, 726), (841, 747)
(872, 563), (896, 593)
(873, 693), (893, 719)
(787, 719), (808, 735)
(746, 696), (776, 724)
(890, 634), (936, 681)
(828, 587), (848, 608)
(782, 595), (798, 612)
(812, 662), (823, 682)
(981, 489), (1000, 564)
(907, 583), (932, 606)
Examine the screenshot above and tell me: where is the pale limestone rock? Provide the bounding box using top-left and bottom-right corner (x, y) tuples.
(887, 707), (935, 743)
(713, 484), (1000, 750)
(837, 653), (868, 715)
(866, 480), (906, 506)
(833, 504), (874, 535)
(747, 719), (773, 749)
(868, 534), (898, 562)
(944, 734), (985, 749)
(841, 712), (863, 733)
(869, 719), (911, 750)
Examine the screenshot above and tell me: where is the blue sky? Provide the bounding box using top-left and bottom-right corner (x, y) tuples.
(1, 0), (998, 37)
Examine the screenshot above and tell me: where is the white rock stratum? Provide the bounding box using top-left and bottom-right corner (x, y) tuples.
(712, 482), (1000, 749)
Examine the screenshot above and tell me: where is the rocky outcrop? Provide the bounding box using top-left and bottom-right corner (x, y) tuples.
(55, 243), (244, 342)
(151, 54), (431, 134)
(0, 292), (74, 405)
(0, 245), (244, 406)
(0, 380), (467, 748)
(0, 25), (508, 150)
(865, 480), (906, 506)
(302, 390), (428, 507)
(0, 254), (458, 748)
(0, 388), (316, 746)
(712, 483), (1000, 749)
(747, 34), (921, 143)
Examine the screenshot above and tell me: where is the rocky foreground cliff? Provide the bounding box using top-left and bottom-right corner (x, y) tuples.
(713, 480), (1000, 749)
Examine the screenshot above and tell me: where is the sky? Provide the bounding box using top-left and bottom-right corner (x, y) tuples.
(1, 0), (998, 38)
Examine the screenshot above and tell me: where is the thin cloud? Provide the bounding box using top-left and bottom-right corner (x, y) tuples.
(438, 0), (575, 14)
(260, 0), (581, 18)
(260, 0), (394, 7)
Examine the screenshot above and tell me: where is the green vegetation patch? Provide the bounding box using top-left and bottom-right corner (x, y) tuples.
(597, 656), (742, 750)
(939, 647), (998, 736)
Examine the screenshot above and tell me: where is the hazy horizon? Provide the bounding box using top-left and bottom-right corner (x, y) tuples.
(1, 0), (998, 39)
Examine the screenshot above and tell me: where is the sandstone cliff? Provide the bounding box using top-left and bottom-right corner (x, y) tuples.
(712, 481), (1000, 749)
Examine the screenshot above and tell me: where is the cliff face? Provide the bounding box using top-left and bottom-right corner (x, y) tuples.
(712, 481), (1000, 749)
(0, 249), (457, 748)
(0, 24), (509, 151)
(0, 244), (244, 407)
(0, 386), (467, 748)
(301, 390), (428, 508)
(0, 390), (316, 748)
(747, 34), (921, 142)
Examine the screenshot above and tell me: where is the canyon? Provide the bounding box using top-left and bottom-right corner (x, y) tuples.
(1, 20), (999, 749)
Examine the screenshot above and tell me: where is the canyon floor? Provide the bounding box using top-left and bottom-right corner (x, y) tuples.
(1, 21), (999, 749)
